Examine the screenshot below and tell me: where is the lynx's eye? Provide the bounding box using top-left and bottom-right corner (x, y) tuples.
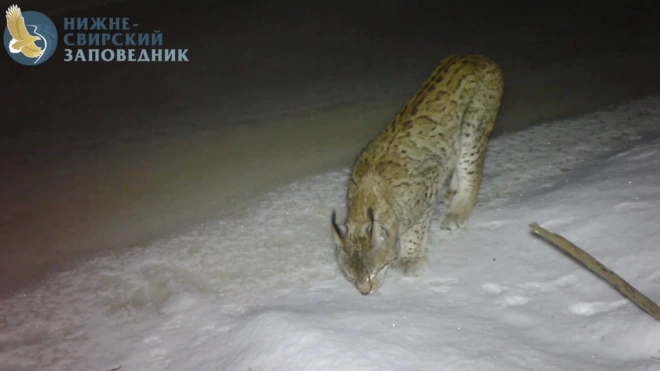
(340, 267), (356, 283)
(369, 259), (393, 280)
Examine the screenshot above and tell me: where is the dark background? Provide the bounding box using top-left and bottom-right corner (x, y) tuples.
(3, 0), (659, 139)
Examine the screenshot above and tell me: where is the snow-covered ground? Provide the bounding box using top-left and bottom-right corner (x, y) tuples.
(2, 96), (660, 370)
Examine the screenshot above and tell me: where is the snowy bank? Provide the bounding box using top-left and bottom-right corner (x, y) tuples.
(2, 96), (660, 370)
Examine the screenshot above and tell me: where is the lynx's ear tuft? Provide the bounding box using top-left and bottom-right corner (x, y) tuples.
(331, 211), (347, 247)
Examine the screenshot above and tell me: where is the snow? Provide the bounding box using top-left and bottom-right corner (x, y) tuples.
(2, 95), (660, 370)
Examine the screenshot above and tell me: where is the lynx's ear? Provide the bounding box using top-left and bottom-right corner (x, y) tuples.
(367, 207), (387, 249)
(331, 211), (347, 248)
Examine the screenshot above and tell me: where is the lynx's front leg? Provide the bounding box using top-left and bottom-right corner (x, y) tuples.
(396, 208), (433, 276)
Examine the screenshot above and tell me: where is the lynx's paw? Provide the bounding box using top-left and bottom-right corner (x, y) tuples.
(396, 257), (428, 277)
(440, 213), (469, 230)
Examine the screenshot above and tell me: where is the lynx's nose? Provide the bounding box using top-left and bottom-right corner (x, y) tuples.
(357, 281), (373, 295)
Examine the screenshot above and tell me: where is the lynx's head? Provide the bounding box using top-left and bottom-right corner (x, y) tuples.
(331, 208), (397, 295)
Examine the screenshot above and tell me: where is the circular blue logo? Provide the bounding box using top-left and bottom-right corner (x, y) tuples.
(4, 5), (58, 66)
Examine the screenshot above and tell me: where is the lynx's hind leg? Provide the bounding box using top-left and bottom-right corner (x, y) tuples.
(396, 208), (433, 277)
(441, 80), (502, 230)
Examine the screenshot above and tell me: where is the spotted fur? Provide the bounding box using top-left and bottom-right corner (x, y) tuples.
(332, 54), (504, 295)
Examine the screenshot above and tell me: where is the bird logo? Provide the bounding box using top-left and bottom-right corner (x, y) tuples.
(4, 4), (57, 65)
(5, 5), (44, 59)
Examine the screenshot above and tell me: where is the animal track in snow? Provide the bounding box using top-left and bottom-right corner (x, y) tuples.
(481, 283), (509, 295)
(427, 277), (458, 293)
(486, 275), (578, 308)
(569, 300), (628, 317)
(515, 274), (578, 294)
(143, 336), (161, 345)
(471, 219), (515, 230)
(553, 274), (579, 288)
(537, 218), (579, 230)
(496, 295), (531, 307)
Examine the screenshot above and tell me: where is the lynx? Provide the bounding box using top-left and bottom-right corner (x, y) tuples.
(331, 55), (504, 295)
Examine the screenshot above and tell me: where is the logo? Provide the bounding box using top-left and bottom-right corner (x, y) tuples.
(62, 17), (188, 63)
(4, 5), (57, 66)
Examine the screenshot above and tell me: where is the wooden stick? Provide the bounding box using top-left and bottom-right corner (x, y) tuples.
(529, 222), (660, 321)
